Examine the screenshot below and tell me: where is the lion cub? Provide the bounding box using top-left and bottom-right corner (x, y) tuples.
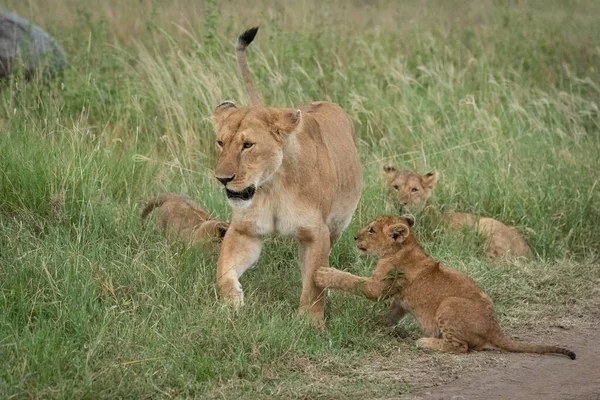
(141, 193), (229, 245)
(382, 164), (530, 258)
(315, 215), (575, 359)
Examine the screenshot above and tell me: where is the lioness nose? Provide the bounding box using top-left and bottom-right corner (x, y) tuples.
(354, 236), (358, 241)
(216, 175), (235, 186)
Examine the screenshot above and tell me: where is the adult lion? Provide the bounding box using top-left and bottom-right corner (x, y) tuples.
(211, 27), (363, 326)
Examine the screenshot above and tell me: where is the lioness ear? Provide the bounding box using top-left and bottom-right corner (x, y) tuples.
(400, 213), (415, 228)
(386, 223), (410, 242)
(269, 109), (301, 138)
(421, 170), (439, 189)
(212, 101), (237, 127)
(383, 164), (397, 173)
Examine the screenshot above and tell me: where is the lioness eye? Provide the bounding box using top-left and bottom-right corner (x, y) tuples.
(216, 140), (224, 147)
(393, 185), (399, 191)
(368, 227), (375, 234)
(242, 142), (254, 150)
(411, 188), (418, 193)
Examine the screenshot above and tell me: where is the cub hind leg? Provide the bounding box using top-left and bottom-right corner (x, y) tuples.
(416, 337), (468, 353)
(416, 297), (492, 354)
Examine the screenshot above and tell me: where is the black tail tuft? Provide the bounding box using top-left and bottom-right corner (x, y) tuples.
(237, 26), (259, 50)
(568, 351), (576, 360)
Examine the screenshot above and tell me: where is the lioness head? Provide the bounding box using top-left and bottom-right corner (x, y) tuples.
(211, 102), (301, 207)
(354, 214), (415, 255)
(382, 164), (438, 211)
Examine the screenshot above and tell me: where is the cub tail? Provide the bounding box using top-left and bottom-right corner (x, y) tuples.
(140, 193), (178, 228)
(489, 332), (575, 360)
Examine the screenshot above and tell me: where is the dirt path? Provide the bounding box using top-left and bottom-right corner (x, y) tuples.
(409, 325), (600, 400)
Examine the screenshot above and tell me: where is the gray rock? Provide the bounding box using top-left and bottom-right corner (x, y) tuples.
(0, 10), (66, 79)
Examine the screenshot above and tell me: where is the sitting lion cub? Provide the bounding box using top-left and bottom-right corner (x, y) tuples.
(382, 164), (530, 258)
(141, 193), (229, 245)
(315, 215), (575, 359)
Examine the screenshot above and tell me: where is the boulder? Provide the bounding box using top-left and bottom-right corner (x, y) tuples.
(0, 10), (66, 79)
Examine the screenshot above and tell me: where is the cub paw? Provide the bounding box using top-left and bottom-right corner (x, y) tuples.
(314, 267), (336, 288)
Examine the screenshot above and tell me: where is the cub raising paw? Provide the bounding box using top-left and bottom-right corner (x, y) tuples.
(315, 215), (575, 359)
(141, 193), (229, 245)
(382, 164), (530, 259)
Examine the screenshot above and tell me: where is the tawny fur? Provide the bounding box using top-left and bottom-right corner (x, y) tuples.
(315, 215), (575, 359)
(382, 164), (530, 258)
(141, 193), (229, 246)
(211, 27), (363, 327)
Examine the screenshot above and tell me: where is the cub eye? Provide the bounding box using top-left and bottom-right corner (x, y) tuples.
(216, 140), (224, 147)
(411, 188), (419, 193)
(242, 142), (254, 150)
(393, 185), (399, 191)
(368, 227), (375, 234)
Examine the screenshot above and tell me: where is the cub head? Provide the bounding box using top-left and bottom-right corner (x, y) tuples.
(354, 214), (415, 256)
(212, 102), (301, 208)
(382, 164), (438, 211)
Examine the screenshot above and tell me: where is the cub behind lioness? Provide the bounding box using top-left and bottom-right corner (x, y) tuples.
(315, 215), (575, 359)
(382, 164), (530, 259)
(141, 193), (229, 245)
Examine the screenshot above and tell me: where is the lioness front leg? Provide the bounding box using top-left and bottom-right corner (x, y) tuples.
(314, 267), (388, 301)
(216, 228), (262, 308)
(298, 229), (331, 327)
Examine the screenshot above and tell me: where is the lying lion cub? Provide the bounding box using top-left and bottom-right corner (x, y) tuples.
(382, 164), (530, 258)
(141, 193), (229, 245)
(315, 215), (575, 359)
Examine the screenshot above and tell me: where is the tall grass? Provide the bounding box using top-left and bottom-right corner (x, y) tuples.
(1, 0), (599, 397)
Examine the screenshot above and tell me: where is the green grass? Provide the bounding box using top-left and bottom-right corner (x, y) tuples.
(1, 0), (599, 397)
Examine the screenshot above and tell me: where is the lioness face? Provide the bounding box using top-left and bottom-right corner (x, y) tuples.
(354, 214), (415, 255)
(382, 165), (438, 211)
(211, 102), (300, 208)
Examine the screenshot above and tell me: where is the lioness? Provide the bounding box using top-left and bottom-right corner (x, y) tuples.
(141, 193), (229, 245)
(383, 164), (530, 258)
(315, 215), (575, 359)
(211, 27), (363, 325)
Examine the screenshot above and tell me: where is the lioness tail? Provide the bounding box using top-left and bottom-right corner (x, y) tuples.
(236, 26), (263, 106)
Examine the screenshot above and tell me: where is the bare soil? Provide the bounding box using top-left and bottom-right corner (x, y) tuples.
(408, 324), (600, 400)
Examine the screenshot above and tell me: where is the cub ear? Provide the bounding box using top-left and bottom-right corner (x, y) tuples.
(212, 101), (237, 126)
(217, 223), (229, 239)
(198, 220), (229, 241)
(400, 213), (415, 228)
(269, 108), (301, 138)
(383, 164), (397, 173)
(386, 222), (410, 242)
(421, 170), (439, 189)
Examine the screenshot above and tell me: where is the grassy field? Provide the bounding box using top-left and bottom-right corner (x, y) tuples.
(1, 0), (599, 397)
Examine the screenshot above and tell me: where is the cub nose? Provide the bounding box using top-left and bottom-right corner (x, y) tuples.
(216, 175), (235, 186)
(354, 236), (358, 241)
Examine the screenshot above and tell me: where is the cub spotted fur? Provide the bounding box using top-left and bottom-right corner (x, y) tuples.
(211, 27), (363, 326)
(141, 193), (228, 245)
(315, 215), (575, 359)
(383, 164), (530, 258)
